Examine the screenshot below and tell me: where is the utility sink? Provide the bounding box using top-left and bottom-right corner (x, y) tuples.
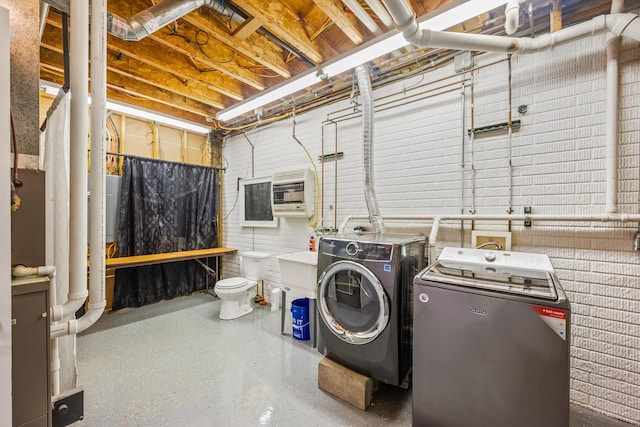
(277, 251), (318, 293)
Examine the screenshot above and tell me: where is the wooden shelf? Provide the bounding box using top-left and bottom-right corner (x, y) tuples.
(101, 247), (237, 269)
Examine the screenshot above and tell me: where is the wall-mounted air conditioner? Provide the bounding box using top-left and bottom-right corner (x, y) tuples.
(271, 168), (315, 218)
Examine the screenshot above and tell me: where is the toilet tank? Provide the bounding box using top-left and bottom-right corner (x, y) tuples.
(241, 251), (271, 281)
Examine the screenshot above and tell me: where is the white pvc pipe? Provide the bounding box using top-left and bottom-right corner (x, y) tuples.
(611, 0), (624, 14)
(338, 213), (640, 238)
(605, 32), (619, 213)
(52, 0), (108, 340)
(83, 0), (108, 334)
(504, 0), (525, 35)
(382, 0), (640, 51)
(342, 0), (382, 35)
(67, 0), (89, 320)
(605, 0), (624, 213)
(39, 1), (50, 41)
(363, 0), (394, 28)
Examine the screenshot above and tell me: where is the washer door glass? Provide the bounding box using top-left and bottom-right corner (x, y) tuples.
(317, 260), (389, 345)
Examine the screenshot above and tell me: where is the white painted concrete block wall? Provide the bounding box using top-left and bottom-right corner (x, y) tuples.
(222, 34), (640, 424)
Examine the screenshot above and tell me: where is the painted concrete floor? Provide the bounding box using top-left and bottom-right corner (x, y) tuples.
(75, 293), (632, 426)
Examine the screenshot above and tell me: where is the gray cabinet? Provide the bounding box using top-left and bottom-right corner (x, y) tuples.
(12, 277), (51, 427)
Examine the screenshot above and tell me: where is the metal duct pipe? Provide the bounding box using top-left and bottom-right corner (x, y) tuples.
(107, 0), (214, 41)
(355, 64), (385, 236)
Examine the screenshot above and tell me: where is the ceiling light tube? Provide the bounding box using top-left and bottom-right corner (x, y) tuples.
(325, 0), (510, 78)
(104, 100), (211, 134)
(216, 68), (323, 122)
(40, 82), (211, 134)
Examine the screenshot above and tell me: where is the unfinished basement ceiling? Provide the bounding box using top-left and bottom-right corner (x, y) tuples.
(39, 0), (638, 129)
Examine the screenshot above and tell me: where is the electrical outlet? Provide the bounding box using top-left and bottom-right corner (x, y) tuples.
(472, 231), (512, 251)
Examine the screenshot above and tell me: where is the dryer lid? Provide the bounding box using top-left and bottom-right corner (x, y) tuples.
(216, 277), (250, 289)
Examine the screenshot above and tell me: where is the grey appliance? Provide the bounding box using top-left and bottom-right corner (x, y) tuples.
(316, 234), (426, 387)
(412, 247), (571, 427)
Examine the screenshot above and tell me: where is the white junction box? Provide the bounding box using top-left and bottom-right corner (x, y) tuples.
(471, 231), (512, 251)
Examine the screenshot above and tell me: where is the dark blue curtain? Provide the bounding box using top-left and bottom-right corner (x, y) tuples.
(113, 156), (219, 309)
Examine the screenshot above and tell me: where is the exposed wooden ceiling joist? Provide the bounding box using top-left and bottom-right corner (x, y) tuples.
(231, 0), (324, 64)
(37, 0), (633, 131)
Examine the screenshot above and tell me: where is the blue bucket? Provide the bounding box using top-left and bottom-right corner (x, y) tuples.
(291, 298), (310, 341)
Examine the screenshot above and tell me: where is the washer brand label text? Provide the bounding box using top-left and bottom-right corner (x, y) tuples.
(470, 307), (487, 316)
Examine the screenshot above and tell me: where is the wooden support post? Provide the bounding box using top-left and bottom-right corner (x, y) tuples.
(551, 0), (563, 32)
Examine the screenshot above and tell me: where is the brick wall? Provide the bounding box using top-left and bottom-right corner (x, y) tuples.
(222, 34), (640, 424)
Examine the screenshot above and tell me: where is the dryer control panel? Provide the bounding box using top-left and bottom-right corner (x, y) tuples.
(321, 239), (395, 262)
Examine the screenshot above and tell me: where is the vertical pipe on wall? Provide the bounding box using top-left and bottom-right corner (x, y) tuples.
(334, 122), (338, 231)
(605, 0), (623, 213)
(470, 71), (476, 216)
(460, 77), (466, 247)
(507, 55), (514, 231)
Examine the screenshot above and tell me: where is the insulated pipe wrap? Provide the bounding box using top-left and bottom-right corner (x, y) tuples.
(355, 65), (385, 236)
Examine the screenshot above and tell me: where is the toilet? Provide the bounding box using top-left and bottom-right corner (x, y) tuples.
(215, 251), (271, 320)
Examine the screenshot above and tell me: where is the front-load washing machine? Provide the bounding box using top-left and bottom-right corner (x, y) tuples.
(413, 247), (571, 427)
(316, 234), (426, 388)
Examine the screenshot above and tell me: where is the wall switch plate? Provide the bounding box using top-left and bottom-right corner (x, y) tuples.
(472, 231), (512, 251)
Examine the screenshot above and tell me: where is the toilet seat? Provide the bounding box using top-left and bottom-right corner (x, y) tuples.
(216, 277), (251, 290)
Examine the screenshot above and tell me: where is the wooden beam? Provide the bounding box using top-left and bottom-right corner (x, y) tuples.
(185, 10), (291, 78)
(311, 0), (363, 45)
(232, 16), (263, 41)
(40, 47), (219, 119)
(106, 0), (265, 90)
(44, 14), (247, 101)
(105, 49), (226, 110)
(40, 69), (210, 126)
(148, 24), (265, 90)
(40, 31), (227, 110)
(551, 0), (563, 32)
(232, 0), (323, 64)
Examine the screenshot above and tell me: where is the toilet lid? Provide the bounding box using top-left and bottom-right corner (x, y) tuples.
(216, 277), (251, 289)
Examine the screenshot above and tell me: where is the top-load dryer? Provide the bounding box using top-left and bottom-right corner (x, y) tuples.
(412, 247), (571, 427)
(316, 234), (426, 388)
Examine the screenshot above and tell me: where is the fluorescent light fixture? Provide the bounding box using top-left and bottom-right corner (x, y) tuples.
(324, 0), (510, 77)
(40, 82), (211, 134)
(323, 33), (406, 78)
(104, 100), (211, 134)
(216, 69), (323, 122)
(214, 0), (512, 122)
(422, 0), (510, 31)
